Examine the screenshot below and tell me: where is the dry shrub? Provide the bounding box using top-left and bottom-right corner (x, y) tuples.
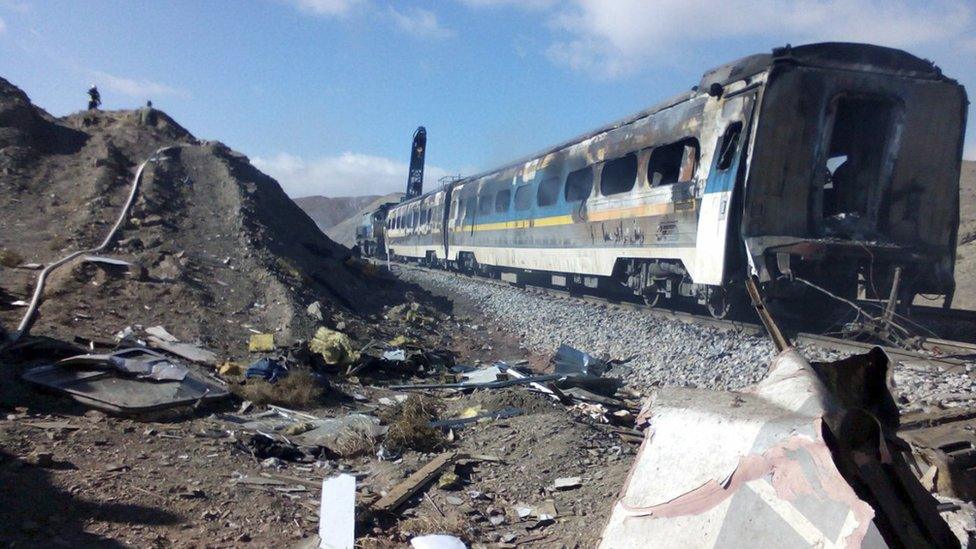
(0, 249), (23, 268)
(331, 427), (377, 458)
(399, 512), (468, 539)
(233, 369), (323, 408)
(381, 395), (445, 454)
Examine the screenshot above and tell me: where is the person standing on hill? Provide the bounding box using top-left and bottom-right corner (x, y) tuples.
(87, 85), (101, 110)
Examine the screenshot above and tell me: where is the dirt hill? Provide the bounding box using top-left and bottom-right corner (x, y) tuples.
(0, 77), (398, 356)
(953, 160), (976, 309)
(293, 194), (380, 231)
(325, 192), (403, 247)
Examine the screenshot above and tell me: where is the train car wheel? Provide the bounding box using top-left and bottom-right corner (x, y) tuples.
(706, 287), (731, 319)
(643, 292), (660, 307)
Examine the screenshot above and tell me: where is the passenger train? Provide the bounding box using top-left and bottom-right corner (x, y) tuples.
(378, 43), (968, 318)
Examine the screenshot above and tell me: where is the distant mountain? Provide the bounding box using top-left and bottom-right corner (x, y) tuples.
(326, 192), (404, 248)
(293, 195), (381, 230)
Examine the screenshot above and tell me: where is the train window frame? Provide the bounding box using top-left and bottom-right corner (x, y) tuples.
(601, 153), (638, 196)
(537, 176), (561, 207)
(495, 189), (511, 212)
(564, 166), (593, 202)
(647, 137), (700, 187)
(478, 192), (494, 215)
(716, 123), (743, 171)
(514, 184), (533, 211)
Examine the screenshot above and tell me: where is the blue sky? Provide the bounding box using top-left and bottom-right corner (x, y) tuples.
(1, 0), (974, 197)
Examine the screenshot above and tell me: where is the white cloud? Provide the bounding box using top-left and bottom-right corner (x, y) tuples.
(0, 16), (6, 34)
(291, 0), (364, 17)
(252, 151), (452, 197)
(389, 6), (453, 39)
(91, 70), (189, 99)
(535, 0), (975, 77)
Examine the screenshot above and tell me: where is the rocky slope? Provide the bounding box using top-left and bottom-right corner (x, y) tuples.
(0, 77), (398, 356)
(292, 194), (380, 231)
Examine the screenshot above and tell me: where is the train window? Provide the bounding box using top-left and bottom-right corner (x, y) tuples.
(495, 189), (511, 212)
(716, 123), (742, 171)
(514, 185), (533, 211)
(564, 167), (593, 202)
(601, 153), (638, 195)
(648, 138), (699, 186)
(537, 177), (560, 207)
(478, 193), (494, 215)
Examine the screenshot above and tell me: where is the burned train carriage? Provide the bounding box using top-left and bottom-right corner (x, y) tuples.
(385, 43), (968, 317)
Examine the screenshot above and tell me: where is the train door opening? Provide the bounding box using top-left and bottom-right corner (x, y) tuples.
(816, 95), (897, 239)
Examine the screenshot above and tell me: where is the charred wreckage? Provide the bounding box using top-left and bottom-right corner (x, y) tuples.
(360, 42), (968, 321)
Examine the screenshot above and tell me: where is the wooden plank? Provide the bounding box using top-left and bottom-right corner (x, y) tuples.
(372, 451), (457, 513)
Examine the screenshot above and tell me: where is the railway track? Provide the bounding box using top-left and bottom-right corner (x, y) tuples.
(388, 260), (976, 375)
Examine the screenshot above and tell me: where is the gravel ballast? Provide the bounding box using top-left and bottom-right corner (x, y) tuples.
(396, 266), (976, 412)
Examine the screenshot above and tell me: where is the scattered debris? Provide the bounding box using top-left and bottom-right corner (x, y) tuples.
(382, 349), (407, 362)
(554, 344), (608, 377)
(309, 326), (358, 366)
(245, 357), (289, 383)
(410, 534), (466, 549)
(145, 325), (179, 343)
(552, 477), (582, 491)
(373, 451), (458, 513)
(319, 474), (356, 549)
(600, 347), (957, 548)
(146, 339), (219, 366)
(248, 333), (276, 352)
(429, 406), (523, 431)
(22, 348), (229, 413)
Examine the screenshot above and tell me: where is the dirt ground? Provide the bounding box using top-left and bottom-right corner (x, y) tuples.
(0, 278), (635, 548)
(0, 76), (636, 547)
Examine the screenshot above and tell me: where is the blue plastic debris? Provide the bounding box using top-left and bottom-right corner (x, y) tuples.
(245, 358), (290, 383)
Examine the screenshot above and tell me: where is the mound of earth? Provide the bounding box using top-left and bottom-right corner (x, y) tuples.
(0, 76), (399, 356)
(953, 160), (976, 309)
(324, 192), (403, 247)
(293, 194), (381, 231)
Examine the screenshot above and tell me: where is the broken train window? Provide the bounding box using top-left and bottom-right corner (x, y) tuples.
(478, 192), (494, 215)
(819, 95), (897, 236)
(537, 176), (561, 207)
(565, 166), (593, 202)
(716, 123), (742, 171)
(648, 137), (699, 186)
(601, 153), (638, 196)
(514, 184), (533, 211)
(495, 189), (511, 212)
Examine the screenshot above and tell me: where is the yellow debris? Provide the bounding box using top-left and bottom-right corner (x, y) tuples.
(309, 326), (359, 366)
(218, 361), (243, 376)
(388, 335), (412, 347)
(248, 333), (275, 352)
(458, 406), (483, 419)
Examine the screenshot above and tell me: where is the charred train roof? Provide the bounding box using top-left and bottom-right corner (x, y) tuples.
(391, 42), (958, 210)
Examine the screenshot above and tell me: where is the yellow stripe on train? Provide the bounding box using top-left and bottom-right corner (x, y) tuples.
(450, 200), (696, 233)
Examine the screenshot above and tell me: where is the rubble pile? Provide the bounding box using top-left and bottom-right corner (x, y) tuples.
(0, 78), (639, 547)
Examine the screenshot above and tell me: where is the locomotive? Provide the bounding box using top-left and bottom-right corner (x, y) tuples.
(380, 43), (968, 318)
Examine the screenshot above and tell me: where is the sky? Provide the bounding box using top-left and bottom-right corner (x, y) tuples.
(0, 0), (974, 198)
